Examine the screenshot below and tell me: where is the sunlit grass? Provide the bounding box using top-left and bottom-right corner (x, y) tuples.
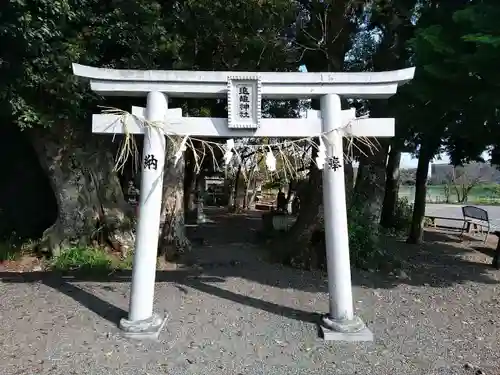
(50, 246), (134, 272)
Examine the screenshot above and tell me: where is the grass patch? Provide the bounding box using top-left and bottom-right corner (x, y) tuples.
(112, 251), (134, 270)
(0, 242), (21, 262)
(50, 246), (135, 272)
(51, 246), (112, 271)
(51, 246), (118, 272)
(0, 234), (36, 262)
(0, 233), (135, 272)
(400, 183), (500, 205)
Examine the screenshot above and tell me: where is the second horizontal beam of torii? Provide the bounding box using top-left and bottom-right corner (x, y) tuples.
(92, 107), (394, 138)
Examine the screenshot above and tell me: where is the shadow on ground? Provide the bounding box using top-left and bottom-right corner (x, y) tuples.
(365, 229), (500, 289)
(0, 269), (321, 326)
(0, 208), (499, 327)
(187, 208), (500, 290)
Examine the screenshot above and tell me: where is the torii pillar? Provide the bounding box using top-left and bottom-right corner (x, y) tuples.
(72, 64), (415, 340)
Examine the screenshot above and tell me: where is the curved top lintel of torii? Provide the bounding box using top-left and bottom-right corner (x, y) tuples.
(72, 63), (415, 100)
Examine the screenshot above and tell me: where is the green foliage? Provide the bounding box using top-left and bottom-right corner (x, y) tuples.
(0, 0), (299, 132)
(0, 243), (20, 262)
(405, 0), (500, 163)
(51, 246), (113, 271)
(400, 183), (500, 204)
(0, 231), (37, 262)
(271, 200), (392, 271)
(347, 200), (386, 270)
(392, 197), (414, 234)
(53, 246), (136, 271)
(50, 245), (135, 271)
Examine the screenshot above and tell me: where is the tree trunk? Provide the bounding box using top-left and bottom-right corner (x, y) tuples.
(229, 165), (242, 211)
(235, 180), (246, 211)
(183, 148), (197, 214)
(344, 161), (354, 205)
(274, 141), (324, 269)
(159, 139), (190, 260)
(354, 158), (367, 189)
(285, 180), (295, 202)
(195, 171), (208, 223)
(31, 128), (135, 257)
(284, 179), (297, 211)
(183, 149), (197, 224)
(352, 142), (389, 224)
(243, 175), (250, 209)
(247, 177), (260, 208)
(407, 143), (433, 244)
(380, 144), (402, 228)
(279, 165), (323, 269)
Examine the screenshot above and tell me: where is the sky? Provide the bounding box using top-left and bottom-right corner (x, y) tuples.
(400, 152), (450, 168)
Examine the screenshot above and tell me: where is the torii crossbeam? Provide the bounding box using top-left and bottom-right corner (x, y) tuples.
(73, 63), (415, 341)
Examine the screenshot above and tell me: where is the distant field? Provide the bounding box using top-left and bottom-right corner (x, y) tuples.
(260, 183), (500, 206)
(399, 183), (500, 205)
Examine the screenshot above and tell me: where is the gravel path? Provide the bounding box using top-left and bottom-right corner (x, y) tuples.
(1, 210), (500, 375)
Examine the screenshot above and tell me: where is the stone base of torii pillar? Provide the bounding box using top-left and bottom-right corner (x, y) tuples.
(319, 317), (374, 341)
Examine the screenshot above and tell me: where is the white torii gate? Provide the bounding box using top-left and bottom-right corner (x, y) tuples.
(73, 64), (414, 340)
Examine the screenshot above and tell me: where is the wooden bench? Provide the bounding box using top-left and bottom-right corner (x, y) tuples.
(459, 206), (490, 243)
(425, 205), (491, 243)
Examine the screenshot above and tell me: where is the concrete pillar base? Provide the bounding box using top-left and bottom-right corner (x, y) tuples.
(119, 313), (167, 340)
(320, 314), (373, 341)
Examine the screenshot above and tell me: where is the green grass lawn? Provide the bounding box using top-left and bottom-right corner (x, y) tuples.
(400, 183), (500, 205)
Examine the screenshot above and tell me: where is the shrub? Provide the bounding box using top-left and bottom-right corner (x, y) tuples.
(391, 197), (414, 234)
(0, 231), (37, 262)
(347, 202), (385, 270)
(269, 196), (406, 271)
(292, 201), (386, 271)
(0, 243), (19, 262)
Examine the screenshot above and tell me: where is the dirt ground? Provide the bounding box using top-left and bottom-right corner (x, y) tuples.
(1, 208), (500, 375)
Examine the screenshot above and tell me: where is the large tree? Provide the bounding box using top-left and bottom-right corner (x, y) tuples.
(0, 0), (298, 256)
(355, 0), (417, 228)
(273, 0), (367, 268)
(405, 0), (499, 243)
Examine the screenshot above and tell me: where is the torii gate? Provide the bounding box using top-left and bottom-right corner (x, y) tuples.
(73, 64), (414, 340)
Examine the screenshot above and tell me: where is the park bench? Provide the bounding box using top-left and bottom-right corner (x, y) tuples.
(459, 206), (491, 243)
(425, 205), (491, 243)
